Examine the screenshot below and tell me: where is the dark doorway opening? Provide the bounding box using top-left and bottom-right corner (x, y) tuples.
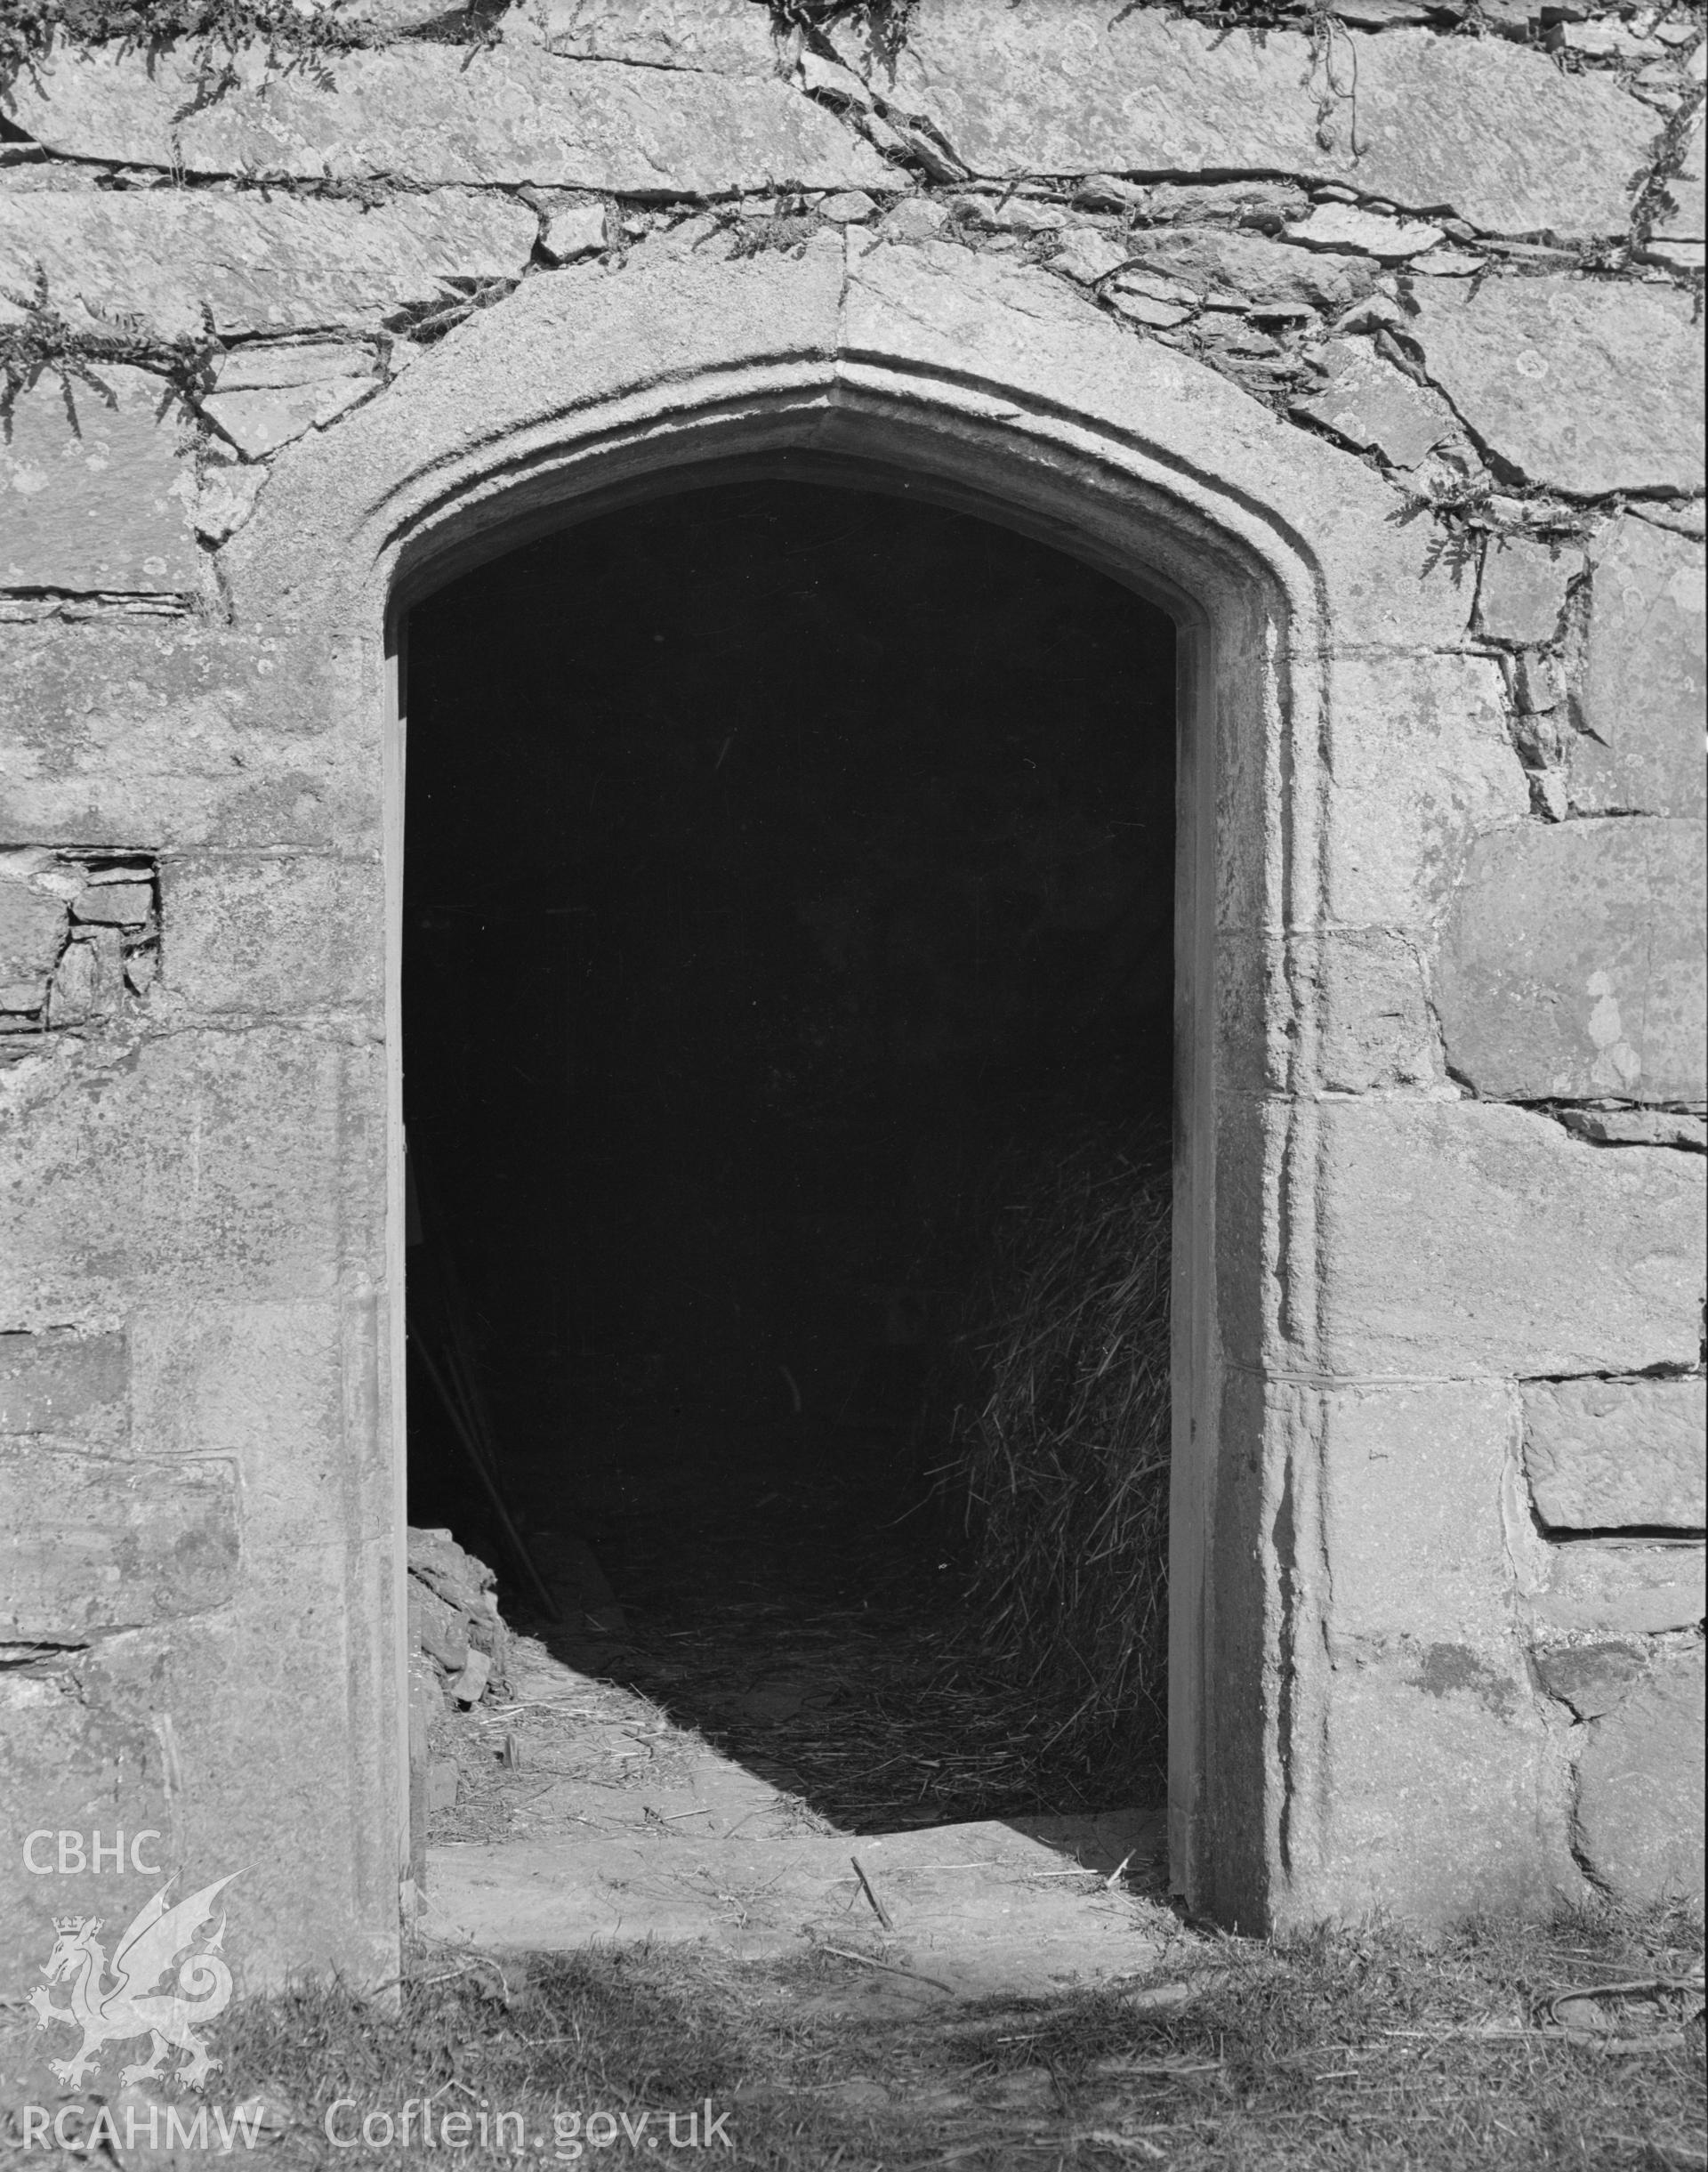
(403, 472), (1177, 1829)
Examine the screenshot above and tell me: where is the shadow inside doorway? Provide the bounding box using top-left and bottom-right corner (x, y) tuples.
(403, 471), (1177, 1854)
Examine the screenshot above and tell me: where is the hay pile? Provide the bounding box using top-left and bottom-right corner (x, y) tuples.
(939, 1131), (1172, 1796)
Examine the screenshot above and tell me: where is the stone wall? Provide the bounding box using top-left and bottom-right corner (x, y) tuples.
(0, 0), (1702, 1983)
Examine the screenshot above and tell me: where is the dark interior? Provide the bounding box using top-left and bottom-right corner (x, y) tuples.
(402, 467), (1178, 1825)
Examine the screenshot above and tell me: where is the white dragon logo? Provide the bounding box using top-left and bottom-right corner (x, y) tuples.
(28, 1875), (238, 2090)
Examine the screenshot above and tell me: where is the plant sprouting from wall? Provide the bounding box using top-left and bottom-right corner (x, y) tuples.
(0, 0), (504, 81)
(0, 264), (215, 424)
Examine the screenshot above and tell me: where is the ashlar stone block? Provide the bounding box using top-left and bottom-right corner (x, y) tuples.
(1290, 338), (1458, 472)
(1311, 1100), (1704, 1379)
(827, 1), (1651, 237)
(1523, 1378), (1707, 1531)
(1314, 1658), (1576, 1919)
(1527, 1542), (1705, 1635)
(1215, 929), (1440, 1097)
(0, 188), (537, 345)
(0, 362), (199, 595)
(1318, 1381), (1519, 1650)
(1569, 514), (1706, 819)
(161, 854), (383, 1020)
(0, 1328), (127, 1442)
(1406, 279), (1704, 498)
(2, 36), (888, 194)
(201, 344), (375, 460)
(1321, 650), (1525, 929)
(0, 1448), (238, 1638)
(0, 860), (67, 995)
(0, 1029), (381, 1317)
(1438, 818), (1707, 1103)
(1574, 1649), (1704, 1902)
(0, 619), (374, 851)
(1476, 535), (1583, 647)
(0, 1669), (168, 1911)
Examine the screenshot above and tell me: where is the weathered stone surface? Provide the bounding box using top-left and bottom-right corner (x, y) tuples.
(125, 1302), (353, 1545)
(192, 459), (268, 546)
(828, 2), (1652, 236)
(1292, 337), (1458, 469)
(60, 1606), (400, 1992)
(1285, 202), (1444, 257)
(1406, 279), (1704, 497)
(1049, 226), (1130, 285)
(1317, 1659), (1575, 1919)
(1219, 930), (1442, 1097)
(0, 1328), (126, 1440)
(1534, 1642), (1648, 1721)
(1570, 514), (1705, 819)
(1410, 246), (1486, 278)
(0, 620), (373, 851)
(162, 854), (383, 1017)
(956, 189), (1066, 235)
(880, 196), (952, 242)
(1132, 179), (1310, 228)
(1108, 286), (1195, 330)
(70, 880), (151, 926)
(2, 36), (888, 193)
(0, 188), (537, 343)
(201, 343), (375, 459)
(518, 0), (778, 73)
(1322, 651), (1526, 928)
(1320, 1382), (1519, 1648)
(1477, 535), (1583, 646)
(0, 1448), (238, 1637)
(36, 1301), (400, 1998)
(1310, 1099), (1705, 1378)
(1556, 1108), (1707, 1149)
(0, 1030), (381, 1317)
(45, 924), (123, 1026)
(1508, 650), (1563, 718)
(1523, 1378), (1707, 1530)
(541, 201), (608, 264)
(0, 862), (66, 984)
(1437, 819), (1707, 1103)
(0, 1667), (168, 1922)
(799, 48), (872, 109)
(1528, 1543), (1706, 1633)
(1303, 929), (1440, 1094)
(205, 382), (362, 462)
(1124, 224), (1379, 311)
(0, 363), (198, 594)
(1575, 1650), (1705, 1902)
(818, 190), (879, 224)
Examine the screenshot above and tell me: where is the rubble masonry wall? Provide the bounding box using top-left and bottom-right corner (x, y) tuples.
(0, 0), (1702, 1987)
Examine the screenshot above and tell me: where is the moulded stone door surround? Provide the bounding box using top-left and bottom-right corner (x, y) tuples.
(18, 226), (1617, 1988)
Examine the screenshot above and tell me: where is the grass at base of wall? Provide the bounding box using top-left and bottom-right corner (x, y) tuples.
(4, 1902), (1702, 2169)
